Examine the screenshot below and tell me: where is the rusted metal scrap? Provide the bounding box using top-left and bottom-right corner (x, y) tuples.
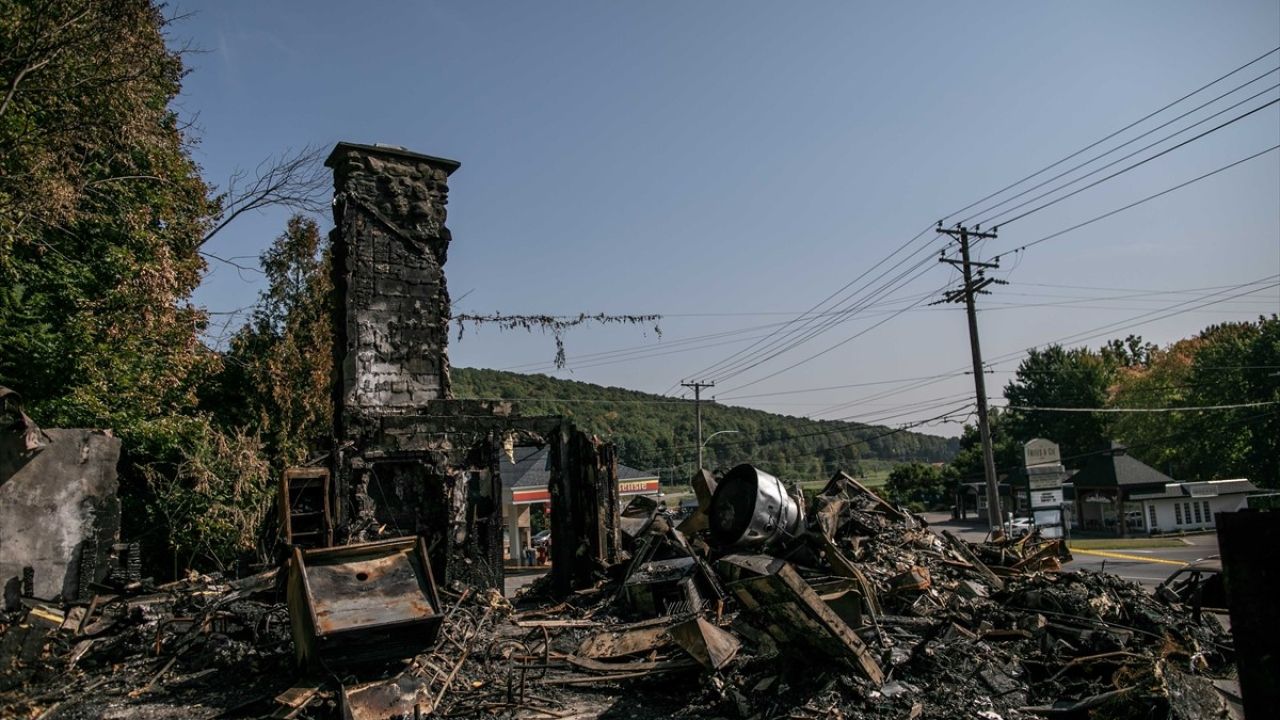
(287, 536), (443, 669)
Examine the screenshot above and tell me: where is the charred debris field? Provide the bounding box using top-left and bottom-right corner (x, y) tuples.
(0, 468), (1237, 720)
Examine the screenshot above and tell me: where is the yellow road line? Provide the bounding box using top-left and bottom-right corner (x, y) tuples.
(1070, 548), (1186, 566)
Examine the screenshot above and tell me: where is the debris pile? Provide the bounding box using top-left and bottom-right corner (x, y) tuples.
(0, 465), (1237, 719)
(1, 569), (292, 719)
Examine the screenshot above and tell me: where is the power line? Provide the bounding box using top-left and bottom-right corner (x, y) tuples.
(709, 253), (943, 385)
(949, 406), (1280, 483)
(993, 144), (1280, 256)
(1005, 400), (1280, 413)
(806, 277), (1278, 420)
(718, 372), (964, 401)
(960, 69), (1279, 225)
(989, 97), (1280, 229)
(657, 50), (1280, 406)
(501, 290), (942, 375)
(938, 45), (1280, 224)
(690, 230), (943, 383)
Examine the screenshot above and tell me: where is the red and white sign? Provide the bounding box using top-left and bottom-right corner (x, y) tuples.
(510, 478), (660, 505)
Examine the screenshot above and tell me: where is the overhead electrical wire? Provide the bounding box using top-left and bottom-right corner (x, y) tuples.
(990, 144), (1280, 256)
(685, 227), (943, 383)
(949, 406), (1280, 483)
(1002, 400), (1280, 413)
(960, 69), (1279, 225)
(707, 251), (945, 385)
(982, 97), (1280, 229)
(676, 49), (1280, 393)
(513, 47), (1280, 411)
(805, 276), (1278, 419)
(937, 45), (1280, 225)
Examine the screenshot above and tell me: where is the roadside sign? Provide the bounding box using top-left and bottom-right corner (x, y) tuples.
(1031, 488), (1064, 508)
(1029, 473), (1064, 491)
(1022, 439), (1067, 542)
(1024, 438), (1061, 467)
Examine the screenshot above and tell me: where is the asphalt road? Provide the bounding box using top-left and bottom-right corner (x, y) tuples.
(502, 515), (1217, 596)
(921, 512), (1218, 589)
(1066, 534), (1218, 588)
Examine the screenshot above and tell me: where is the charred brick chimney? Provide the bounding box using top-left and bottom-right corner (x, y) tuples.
(325, 142), (460, 437)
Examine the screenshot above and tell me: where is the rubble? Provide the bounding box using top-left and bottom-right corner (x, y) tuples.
(0, 463), (1239, 719)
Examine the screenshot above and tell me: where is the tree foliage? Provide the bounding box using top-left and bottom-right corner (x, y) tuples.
(0, 1), (279, 576)
(979, 319), (1279, 488)
(1002, 344), (1115, 459)
(451, 367), (959, 481)
(884, 461), (947, 512)
(1109, 317), (1280, 486)
(943, 407), (1022, 485)
(0, 0), (216, 429)
(208, 215), (333, 469)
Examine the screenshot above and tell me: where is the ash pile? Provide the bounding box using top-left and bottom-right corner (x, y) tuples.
(0, 465), (1238, 720)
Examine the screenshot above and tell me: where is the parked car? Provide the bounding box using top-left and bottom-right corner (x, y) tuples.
(532, 529), (551, 547)
(1155, 555), (1227, 612)
(1009, 517), (1034, 538)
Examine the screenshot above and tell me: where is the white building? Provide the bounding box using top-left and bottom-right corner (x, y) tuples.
(1130, 478), (1258, 534)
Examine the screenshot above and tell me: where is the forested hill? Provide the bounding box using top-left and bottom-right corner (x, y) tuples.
(452, 367), (959, 482)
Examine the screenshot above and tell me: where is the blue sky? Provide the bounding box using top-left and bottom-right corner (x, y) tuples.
(179, 1), (1280, 436)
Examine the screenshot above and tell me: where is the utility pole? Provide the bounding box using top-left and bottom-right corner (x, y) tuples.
(681, 380), (715, 470)
(936, 224), (1006, 532)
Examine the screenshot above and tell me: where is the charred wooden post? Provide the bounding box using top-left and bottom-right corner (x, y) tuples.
(549, 427), (622, 594)
(1216, 510), (1278, 718)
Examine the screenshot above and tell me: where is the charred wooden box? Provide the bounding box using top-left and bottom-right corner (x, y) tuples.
(288, 537), (442, 668)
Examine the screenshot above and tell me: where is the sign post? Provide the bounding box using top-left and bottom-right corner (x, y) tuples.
(1023, 439), (1067, 540)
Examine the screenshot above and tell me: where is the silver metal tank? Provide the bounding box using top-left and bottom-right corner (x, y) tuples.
(708, 464), (802, 550)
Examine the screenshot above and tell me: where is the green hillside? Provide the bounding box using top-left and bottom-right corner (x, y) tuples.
(452, 367), (959, 483)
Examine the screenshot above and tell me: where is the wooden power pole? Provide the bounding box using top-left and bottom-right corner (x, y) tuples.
(681, 380), (715, 471)
(936, 224), (1006, 532)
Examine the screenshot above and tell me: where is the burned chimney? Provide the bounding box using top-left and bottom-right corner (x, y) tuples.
(326, 142), (460, 440)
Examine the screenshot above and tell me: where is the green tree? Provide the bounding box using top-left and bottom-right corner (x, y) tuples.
(1108, 337), (1199, 476)
(1003, 345), (1115, 461)
(884, 462), (946, 511)
(1175, 318), (1280, 486)
(0, 0), (217, 428)
(0, 1), (278, 576)
(942, 407), (1022, 487)
(209, 215), (333, 469)
(1109, 317), (1280, 487)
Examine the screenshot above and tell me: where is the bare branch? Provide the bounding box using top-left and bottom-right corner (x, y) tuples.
(201, 145), (330, 246)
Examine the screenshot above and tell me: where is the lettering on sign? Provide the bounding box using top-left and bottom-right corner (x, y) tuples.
(1024, 438), (1061, 467)
(619, 480), (658, 494)
(1031, 489), (1064, 508)
(1028, 474), (1064, 491)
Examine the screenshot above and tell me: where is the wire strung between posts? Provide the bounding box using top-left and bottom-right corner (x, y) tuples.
(960, 69), (1280, 226)
(988, 145), (1280, 257)
(990, 98), (1280, 229)
(938, 45), (1280, 225)
(1005, 400), (1280, 413)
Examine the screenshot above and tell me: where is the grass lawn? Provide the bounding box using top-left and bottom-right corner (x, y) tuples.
(1069, 537), (1188, 550)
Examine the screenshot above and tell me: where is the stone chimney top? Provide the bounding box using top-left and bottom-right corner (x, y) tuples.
(325, 141), (461, 175)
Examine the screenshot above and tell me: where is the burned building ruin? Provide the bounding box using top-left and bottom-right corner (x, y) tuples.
(323, 142), (621, 595)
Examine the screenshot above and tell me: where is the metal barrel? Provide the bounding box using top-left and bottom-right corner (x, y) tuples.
(708, 464), (801, 550)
